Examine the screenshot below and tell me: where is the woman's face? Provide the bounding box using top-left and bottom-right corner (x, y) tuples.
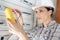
(35, 7), (52, 22)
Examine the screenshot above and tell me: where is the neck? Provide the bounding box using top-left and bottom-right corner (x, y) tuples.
(43, 17), (52, 27)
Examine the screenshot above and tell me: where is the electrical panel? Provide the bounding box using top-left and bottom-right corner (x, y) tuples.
(0, 0), (36, 31)
(0, 3), (8, 30)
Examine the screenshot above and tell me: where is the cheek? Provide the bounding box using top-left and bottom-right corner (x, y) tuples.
(36, 13), (48, 20)
(36, 14), (41, 19)
(41, 13), (48, 19)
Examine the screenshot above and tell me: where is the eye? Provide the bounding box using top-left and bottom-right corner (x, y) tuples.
(35, 11), (37, 13)
(39, 10), (43, 12)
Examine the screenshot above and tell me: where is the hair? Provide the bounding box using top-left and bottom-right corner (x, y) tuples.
(45, 7), (54, 17)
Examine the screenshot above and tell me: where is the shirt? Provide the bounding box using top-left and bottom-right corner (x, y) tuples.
(2, 20), (60, 40)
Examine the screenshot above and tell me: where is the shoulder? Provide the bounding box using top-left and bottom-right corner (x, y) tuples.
(54, 21), (60, 34)
(55, 23), (60, 33)
(52, 23), (60, 40)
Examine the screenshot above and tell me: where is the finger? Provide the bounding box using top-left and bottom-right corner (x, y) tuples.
(7, 18), (19, 30)
(8, 25), (13, 33)
(7, 19), (22, 32)
(6, 18), (16, 28)
(12, 9), (23, 26)
(14, 9), (23, 20)
(17, 17), (23, 26)
(13, 9), (23, 25)
(13, 9), (22, 17)
(12, 9), (19, 21)
(12, 9), (22, 18)
(12, 9), (22, 21)
(14, 9), (22, 15)
(9, 29), (18, 35)
(8, 23), (14, 30)
(9, 28), (12, 33)
(8, 25), (15, 34)
(9, 30), (15, 34)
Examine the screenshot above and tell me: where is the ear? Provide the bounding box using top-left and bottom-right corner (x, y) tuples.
(48, 10), (52, 16)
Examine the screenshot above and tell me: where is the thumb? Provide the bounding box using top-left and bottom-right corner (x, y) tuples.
(13, 9), (23, 25)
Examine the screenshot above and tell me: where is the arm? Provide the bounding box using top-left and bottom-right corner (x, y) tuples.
(18, 31), (29, 40)
(6, 9), (29, 40)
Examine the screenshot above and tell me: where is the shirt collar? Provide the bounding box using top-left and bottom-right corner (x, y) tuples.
(44, 20), (56, 28)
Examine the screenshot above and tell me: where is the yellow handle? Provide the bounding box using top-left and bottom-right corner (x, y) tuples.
(5, 8), (16, 23)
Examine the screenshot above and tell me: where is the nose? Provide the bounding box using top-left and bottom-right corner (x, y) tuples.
(36, 13), (41, 17)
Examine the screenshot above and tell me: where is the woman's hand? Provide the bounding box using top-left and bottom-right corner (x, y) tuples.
(7, 9), (24, 35)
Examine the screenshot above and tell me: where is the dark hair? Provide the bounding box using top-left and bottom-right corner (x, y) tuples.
(45, 7), (54, 17)
(45, 7), (54, 12)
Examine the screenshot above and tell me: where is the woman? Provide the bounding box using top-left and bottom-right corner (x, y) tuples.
(7, 0), (60, 40)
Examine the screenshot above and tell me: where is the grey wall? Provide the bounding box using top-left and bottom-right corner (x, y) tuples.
(52, 0), (57, 8)
(52, 0), (57, 19)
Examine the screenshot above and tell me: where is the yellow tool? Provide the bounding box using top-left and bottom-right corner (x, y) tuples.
(5, 8), (16, 23)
